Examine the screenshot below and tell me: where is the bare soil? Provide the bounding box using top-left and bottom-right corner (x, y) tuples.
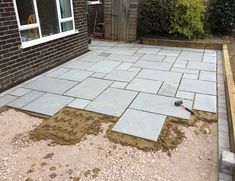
(0, 108), (218, 180)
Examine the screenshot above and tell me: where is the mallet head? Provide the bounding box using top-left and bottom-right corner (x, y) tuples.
(174, 100), (183, 106)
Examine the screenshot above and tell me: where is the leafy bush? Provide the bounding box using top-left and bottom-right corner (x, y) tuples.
(138, 0), (174, 34)
(208, 0), (235, 35)
(169, 0), (206, 39)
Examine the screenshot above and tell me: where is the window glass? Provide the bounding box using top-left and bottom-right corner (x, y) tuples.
(59, 0), (72, 18)
(20, 28), (40, 42)
(61, 21), (73, 32)
(36, 0), (60, 37)
(16, 0), (36, 25)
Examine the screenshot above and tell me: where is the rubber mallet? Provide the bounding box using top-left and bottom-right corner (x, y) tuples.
(174, 100), (195, 115)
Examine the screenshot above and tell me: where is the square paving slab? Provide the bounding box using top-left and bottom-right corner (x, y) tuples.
(86, 88), (138, 117)
(126, 78), (162, 94)
(24, 77), (77, 94)
(130, 93), (193, 119)
(58, 69), (93, 82)
(23, 93), (74, 116)
(179, 79), (216, 95)
(194, 94), (217, 113)
(64, 78), (112, 100)
(112, 109), (166, 141)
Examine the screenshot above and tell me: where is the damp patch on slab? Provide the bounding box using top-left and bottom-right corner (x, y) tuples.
(107, 110), (217, 156)
(29, 107), (118, 145)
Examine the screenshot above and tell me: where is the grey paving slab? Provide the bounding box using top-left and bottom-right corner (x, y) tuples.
(63, 61), (95, 70)
(130, 93), (193, 119)
(58, 69), (93, 82)
(140, 55), (165, 62)
(116, 62), (133, 71)
(137, 47), (160, 54)
(112, 109), (166, 141)
(67, 99), (91, 109)
(158, 82), (178, 97)
(183, 73), (198, 80)
(105, 54), (140, 63)
(91, 72), (106, 78)
(8, 91), (44, 108)
(0, 95), (18, 107)
(171, 67), (199, 75)
(23, 93), (74, 116)
(24, 77), (77, 94)
(128, 67), (142, 72)
(203, 55), (217, 64)
(178, 51), (203, 61)
(176, 91), (194, 100)
(98, 52), (112, 57)
(98, 41), (118, 47)
(134, 60), (173, 71)
(205, 50), (217, 56)
(173, 61), (187, 68)
(46, 68), (70, 78)
(163, 56), (177, 63)
(158, 49), (181, 57)
(179, 79), (216, 95)
(126, 78), (162, 94)
(137, 69), (182, 83)
(106, 47), (139, 55)
(64, 78), (112, 100)
(183, 48), (204, 53)
(78, 54), (105, 63)
(187, 62), (216, 71)
(199, 71), (216, 82)
(104, 70), (137, 82)
(86, 88), (138, 117)
(111, 82), (128, 89)
(9, 88), (31, 97)
(89, 45), (111, 51)
(87, 60), (121, 73)
(194, 94), (217, 113)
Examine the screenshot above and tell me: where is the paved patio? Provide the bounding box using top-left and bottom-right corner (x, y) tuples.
(0, 40), (219, 142)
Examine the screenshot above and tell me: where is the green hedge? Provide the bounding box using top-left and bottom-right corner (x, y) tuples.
(138, 0), (174, 34)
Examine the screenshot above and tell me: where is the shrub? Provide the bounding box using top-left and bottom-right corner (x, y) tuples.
(169, 0), (206, 39)
(138, 0), (174, 34)
(208, 0), (235, 35)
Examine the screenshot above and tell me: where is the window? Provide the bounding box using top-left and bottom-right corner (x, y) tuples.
(13, 0), (76, 47)
(88, 0), (101, 5)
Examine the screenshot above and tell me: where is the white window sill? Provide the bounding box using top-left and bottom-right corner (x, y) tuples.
(88, 2), (102, 5)
(21, 30), (79, 49)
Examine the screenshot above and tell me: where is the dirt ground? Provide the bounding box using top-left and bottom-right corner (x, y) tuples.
(0, 108), (218, 181)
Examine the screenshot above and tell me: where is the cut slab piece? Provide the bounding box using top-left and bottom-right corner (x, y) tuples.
(130, 93), (193, 119)
(194, 94), (217, 113)
(86, 88), (138, 117)
(126, 78), (162, 94)
(179, 79), (216, 95)
(0, 95), (18, 107)
(24, 77), (77, 94)
(112, 109), (166, 141)
(64, 78), (112, 100)
(87, 60), (121, 73)
(23, 93), (74, 116)
(104, 70), (137, 82)
(137, 69), (182, 83)
(67, 99), (91, 109)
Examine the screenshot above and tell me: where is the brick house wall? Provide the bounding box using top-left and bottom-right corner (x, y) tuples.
(87, 1), (104, 35)
(0, 0), (89, 92)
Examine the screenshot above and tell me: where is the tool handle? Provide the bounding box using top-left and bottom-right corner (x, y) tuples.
(185, 107), (195, 115)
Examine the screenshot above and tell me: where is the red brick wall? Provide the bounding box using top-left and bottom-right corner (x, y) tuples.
(0, 0), (89, 92)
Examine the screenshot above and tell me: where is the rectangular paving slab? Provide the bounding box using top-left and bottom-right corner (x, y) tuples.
(24, 77), (77, 94)
(105, 54), (140, 63)
(112, 109), (166, 141)
(86, 88), (138, 117)
(64, 78), (112, 100)
(178, 50), (203, 62)
(126, 78), (162, 94)
(63, 61), (95, 70)
(137, 69), (182, 83)
(87, 60), (121, 73)
(179, 79), (216, 95)
(58, 69), (93, 82)
(104, 70), (138, 82)
(0, 95), (18, 107)
(187, 62), (216, 72)
(140, 55), (165, 62)
(22, 93), (74, 116)
(130, 93), (193, 119)
(9, 88), (31, 97)
(134, 60), (173, 71)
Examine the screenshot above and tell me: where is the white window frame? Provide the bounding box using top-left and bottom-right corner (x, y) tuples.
(13, 0), (78, 48)
(88, 0), (102, 5)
